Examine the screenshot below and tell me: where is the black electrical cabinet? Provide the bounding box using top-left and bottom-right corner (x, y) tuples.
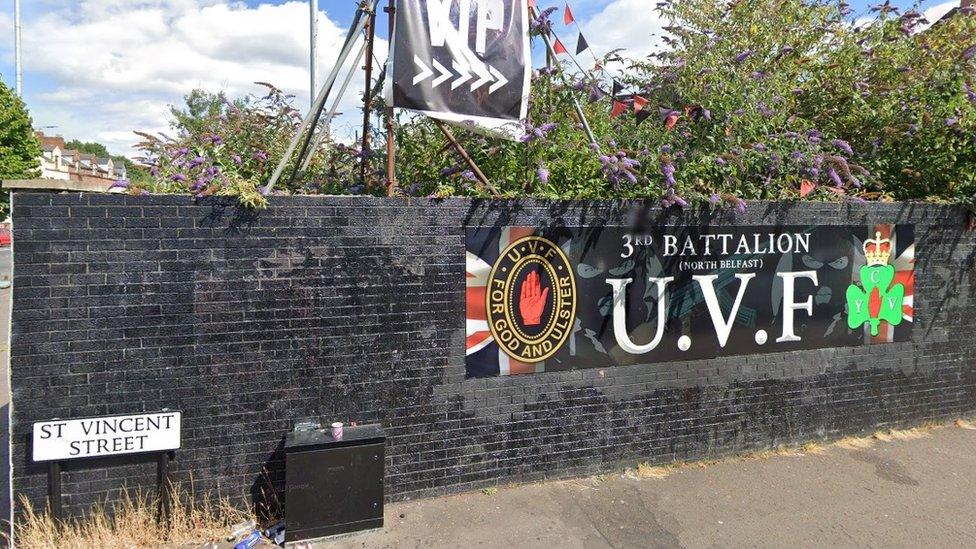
(284, 424), (385, 543)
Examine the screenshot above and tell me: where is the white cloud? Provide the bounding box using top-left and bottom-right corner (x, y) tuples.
(0, 12), (12, 68)
(921, 1), (960, 29)
(580, 0), (666, 61)
(16, 1), (385, 157)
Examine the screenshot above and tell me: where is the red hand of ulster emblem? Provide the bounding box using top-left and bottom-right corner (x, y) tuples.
(519, 271), (550, 326)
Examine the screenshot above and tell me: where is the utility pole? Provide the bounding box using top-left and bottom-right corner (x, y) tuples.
(384, 0), (396, 195)
(310, 0), (318, 108)
(15, 0), (23, 96)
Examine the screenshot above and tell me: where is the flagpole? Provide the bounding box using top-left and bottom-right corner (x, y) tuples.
(14, 0), (23, 97)
(384, 0), (397, 195)
(360, 8), (377, 186)
(529, 6), (598, 149)
(310, 0), (318, 108)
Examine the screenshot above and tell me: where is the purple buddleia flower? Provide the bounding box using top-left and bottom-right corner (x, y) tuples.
(171, 173), (187, 183)
(441, 165), (462, 177)
(735, 199), (747, 213)
(189, 156), (206, 168)
(715, 157), (727, 166)
(709, 193), (720, 205)
(753, 143), (766, 152)
(109, 180), (129, 190)
(963, 45), (976, 61)
(232, 154), (243, 166)
(946, 117), (959, 127)
(461, 171), (477, 182)
(734, 50), (754, 64)
(832, 139), (854, 156)
(828, 166), (843, 187)
(537, 167), (550, 184)
(964, 82), (976, 103)
(253, 150), (268, 162)
(588, 84), (607, 103)
(661, 162), (677, 187)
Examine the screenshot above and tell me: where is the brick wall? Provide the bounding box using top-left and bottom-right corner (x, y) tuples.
(9, 192), (976, 515)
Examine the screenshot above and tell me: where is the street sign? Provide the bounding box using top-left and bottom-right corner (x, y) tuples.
(32, 411), (182, 462)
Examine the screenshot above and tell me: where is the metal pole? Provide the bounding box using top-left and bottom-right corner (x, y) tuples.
(433, 120), (499, 197)
(310, 0), (318, 109)
(360, 10), (377, 186)
(300, 40), (369, 173)
(529, 6), (598, 149)
(384, 0), (397, 195)
(48, 461), (62, 522)
(14, 0), (23, 97)
(266, 1), (375, 193)
(157, 451), (171, 525)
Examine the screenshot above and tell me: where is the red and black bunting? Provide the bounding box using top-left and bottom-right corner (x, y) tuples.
(611, 79), (624, 97)
(576, 34), (589, 55)
(610, 100), (628, 118)
(564, 4), (575, 25)
(553, 38), (568, 55)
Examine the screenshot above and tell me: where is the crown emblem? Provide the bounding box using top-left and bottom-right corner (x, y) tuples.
(863, 231), (892, 266)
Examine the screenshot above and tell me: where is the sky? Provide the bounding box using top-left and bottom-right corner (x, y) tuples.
(0, 0), (962, 159)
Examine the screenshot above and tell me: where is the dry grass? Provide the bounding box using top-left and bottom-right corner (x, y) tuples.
(621, 417), (976, 482)
(872, 427), (930, 442)
(955, 419), (976, 430)
(8, 484), (252, 549)
(833, 436), (875, 450)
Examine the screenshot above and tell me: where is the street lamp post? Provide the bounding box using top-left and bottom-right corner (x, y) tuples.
(14, 0), (23, 96)
(310, 0), (318, 108)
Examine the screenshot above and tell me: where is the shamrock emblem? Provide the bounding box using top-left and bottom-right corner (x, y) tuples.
(846, 232), (904, 336)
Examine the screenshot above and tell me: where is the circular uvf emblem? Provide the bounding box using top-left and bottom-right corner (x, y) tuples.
(486, 236), (577, 363)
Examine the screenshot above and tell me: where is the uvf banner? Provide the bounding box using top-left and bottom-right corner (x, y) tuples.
(465, 225), (915, 378)
(387, 0), (531, 138)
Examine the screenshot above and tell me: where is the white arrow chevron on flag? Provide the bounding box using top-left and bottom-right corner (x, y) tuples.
(431, 59), (452, 88)
(451, 61), (472, 90)
(412, 56), (434, 85)
(469, 63), (493, 92)
(488, 65), (508, 94)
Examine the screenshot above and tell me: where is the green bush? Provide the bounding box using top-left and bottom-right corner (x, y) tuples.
(0, 78), (41, 217)
(136, 0), (976, 210)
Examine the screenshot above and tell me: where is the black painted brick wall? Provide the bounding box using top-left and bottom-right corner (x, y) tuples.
(9, 192), (976, 515)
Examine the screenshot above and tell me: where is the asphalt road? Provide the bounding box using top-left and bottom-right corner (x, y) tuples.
(328, 425), (976, 549)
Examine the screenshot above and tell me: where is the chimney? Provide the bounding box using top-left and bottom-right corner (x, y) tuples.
(963, 0), (973, 9)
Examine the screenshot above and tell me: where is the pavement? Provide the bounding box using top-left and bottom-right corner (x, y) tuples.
(0, 246), (10, 524)
(324, 425), (976, 549)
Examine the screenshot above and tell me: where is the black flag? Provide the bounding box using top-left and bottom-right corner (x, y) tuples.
(612, 79), (624, 97)
(576, 34), (589, 55)
(388, 0), (532, 139)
